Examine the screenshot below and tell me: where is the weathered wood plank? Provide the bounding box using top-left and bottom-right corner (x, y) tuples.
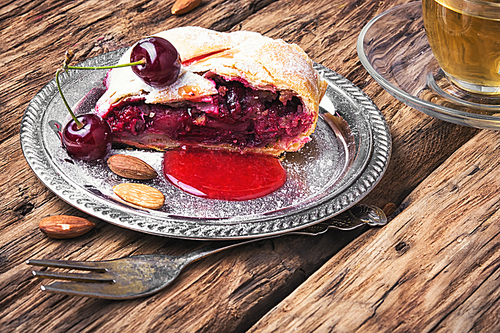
(0, 228), (366, 332)
(0, 0), (491, 332)
(248, 129), (500, 333)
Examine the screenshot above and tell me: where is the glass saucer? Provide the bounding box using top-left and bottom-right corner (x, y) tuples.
(357, 0), (500, 130)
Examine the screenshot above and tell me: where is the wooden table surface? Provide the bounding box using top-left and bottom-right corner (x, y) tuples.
(2, 0), (500, 332)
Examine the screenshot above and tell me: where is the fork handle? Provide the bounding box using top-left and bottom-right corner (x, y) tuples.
(184, 238), (270, 263)
(183, 204), (386, 263)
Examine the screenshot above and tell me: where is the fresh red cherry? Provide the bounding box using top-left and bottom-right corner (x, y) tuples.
(130, 37), (181, 87)
(55, 37), (180, 161)
(62, 114), (112, 161)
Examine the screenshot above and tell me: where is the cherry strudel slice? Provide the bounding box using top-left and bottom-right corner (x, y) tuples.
(95, 27), (328, 156)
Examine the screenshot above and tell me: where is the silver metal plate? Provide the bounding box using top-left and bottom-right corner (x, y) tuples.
(20, 49), (391, 240)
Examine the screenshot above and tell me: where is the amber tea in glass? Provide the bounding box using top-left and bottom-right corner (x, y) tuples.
(423, 0), (500, 94)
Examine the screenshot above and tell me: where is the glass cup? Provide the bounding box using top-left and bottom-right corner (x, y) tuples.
(422, 0), (500, 95)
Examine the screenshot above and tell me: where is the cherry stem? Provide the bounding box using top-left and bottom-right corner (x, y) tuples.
(55, 52), (146, 130)
(56, 68), (83, 129)
(67, 59), (146, 70)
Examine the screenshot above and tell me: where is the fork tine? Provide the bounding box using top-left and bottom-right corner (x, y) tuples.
(41, 281), (141, 300)
(41, 281), (115, 298)
(26, 259), (106, 272)
(32, 270), (115, 283)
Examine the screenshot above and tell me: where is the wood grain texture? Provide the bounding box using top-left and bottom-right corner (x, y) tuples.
(248, 129), (500, 333)
(1, 228), (366, 332)
(0, 0), (494, 331)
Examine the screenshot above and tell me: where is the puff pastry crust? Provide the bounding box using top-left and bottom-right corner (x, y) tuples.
(95, 26), (327, 155)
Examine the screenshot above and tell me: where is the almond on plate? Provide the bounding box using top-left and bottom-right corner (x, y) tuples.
(113, 183), (165, 209)
(107, 154), (158, 180)
(39, 215), (95, 239)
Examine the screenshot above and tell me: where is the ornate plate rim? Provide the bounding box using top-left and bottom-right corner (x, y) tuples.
(20, 50), (391, 240)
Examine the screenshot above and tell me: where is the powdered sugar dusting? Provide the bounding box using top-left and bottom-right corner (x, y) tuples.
(97, 27), (325, 113)
(155, 27), (232, 62)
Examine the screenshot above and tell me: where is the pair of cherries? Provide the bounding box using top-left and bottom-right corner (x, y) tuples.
(59, 37), (181, 160)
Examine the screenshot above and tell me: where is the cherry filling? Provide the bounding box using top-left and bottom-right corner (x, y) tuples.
(105, 75), (313, 149)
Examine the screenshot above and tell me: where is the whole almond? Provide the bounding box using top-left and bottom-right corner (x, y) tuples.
(171, 0), (201, 15)
(113, 183), (165, 209)
(39, 215), (95, 239)
(107, 154), (157, 180)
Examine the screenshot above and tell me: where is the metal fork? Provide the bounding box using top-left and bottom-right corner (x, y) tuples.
(26, 204), (386, 299)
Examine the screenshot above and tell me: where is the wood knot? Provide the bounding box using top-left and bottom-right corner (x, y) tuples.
(395, 241), (410, 254)
(14, 202), (34, 216)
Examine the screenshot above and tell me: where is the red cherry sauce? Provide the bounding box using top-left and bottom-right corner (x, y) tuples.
(163, 148), (286, 201)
